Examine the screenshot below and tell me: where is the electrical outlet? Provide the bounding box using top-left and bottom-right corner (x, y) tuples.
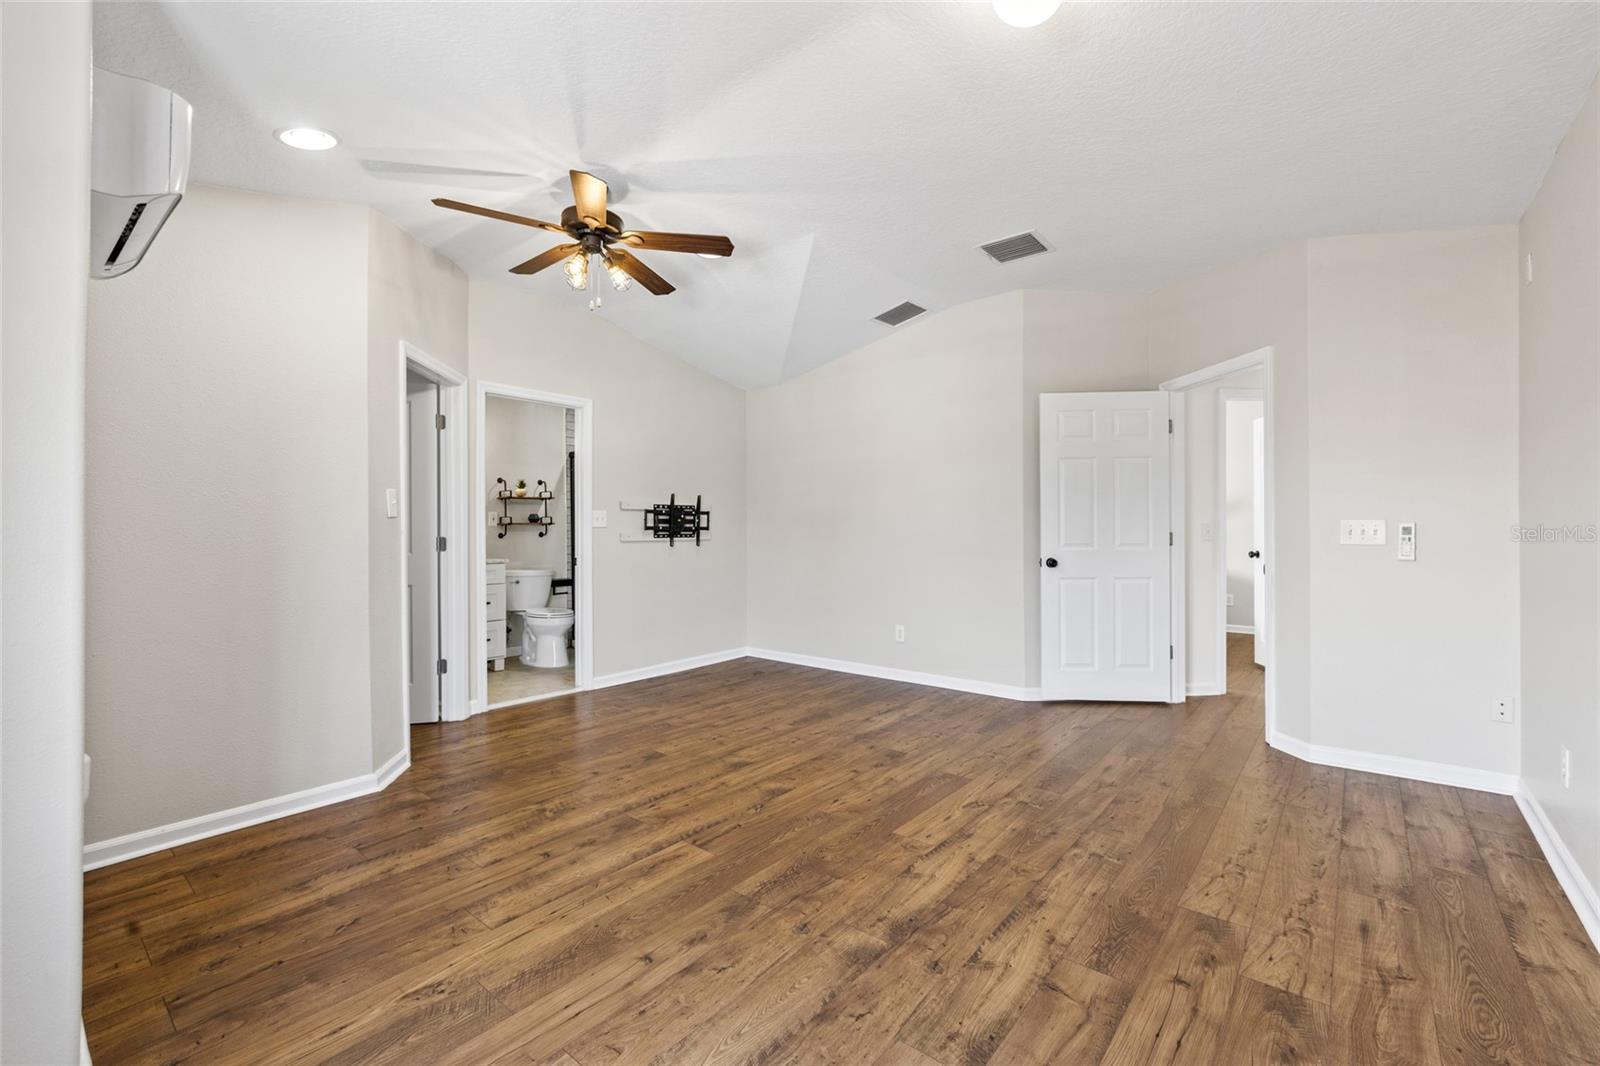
(1562, 746), (1571, 789)
(592, 510), (608, 528)
(1200, 522), (1215, 542)
(894, 624), (905, 643)
(1492, 697), (1515, 724)
(1225, 593), (1235, 606)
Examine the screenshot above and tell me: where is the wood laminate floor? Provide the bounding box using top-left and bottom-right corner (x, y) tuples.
(84, 636), (1600, 1064)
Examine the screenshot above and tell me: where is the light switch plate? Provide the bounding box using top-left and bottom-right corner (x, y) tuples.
(592, 510), (608, 528)
(1339, 519), (1387, 545)
(385, 488), (399, 519)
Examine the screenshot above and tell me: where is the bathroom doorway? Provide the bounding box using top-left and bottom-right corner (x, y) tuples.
(400, 343), (469, 733)
(475, 383), (594, 714)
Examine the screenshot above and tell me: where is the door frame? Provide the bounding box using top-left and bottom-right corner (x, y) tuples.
(399, 342), (469, 738)
(471, 381), (595, 716)
(1215, 385), (1264, 686)
(1160, 346), (1277, 740)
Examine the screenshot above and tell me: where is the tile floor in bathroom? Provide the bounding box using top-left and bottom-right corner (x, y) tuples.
(487, 655), (576, 706)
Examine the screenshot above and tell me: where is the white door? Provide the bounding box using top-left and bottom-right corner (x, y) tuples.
(1040, 391), (1174, 702)
(406, 373), (441, 724)
(1251, 416), (1266, 667)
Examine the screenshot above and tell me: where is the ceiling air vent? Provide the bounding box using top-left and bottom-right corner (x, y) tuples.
(874, 301), (927, 326)
(979, 231), (1049, 264)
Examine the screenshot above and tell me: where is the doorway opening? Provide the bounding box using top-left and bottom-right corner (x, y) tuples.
(1161, 346), (1277, 738)
(400, 343), (468, 733)
(475, 383), (594, 714)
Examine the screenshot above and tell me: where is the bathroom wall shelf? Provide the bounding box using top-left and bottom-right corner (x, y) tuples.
(494, 477), (555, 538)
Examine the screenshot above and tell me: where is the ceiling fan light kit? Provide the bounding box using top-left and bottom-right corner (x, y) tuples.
(433, 169), (733, 300)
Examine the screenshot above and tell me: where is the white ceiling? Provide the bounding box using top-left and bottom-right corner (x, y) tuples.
(95, 2), (1598, 388)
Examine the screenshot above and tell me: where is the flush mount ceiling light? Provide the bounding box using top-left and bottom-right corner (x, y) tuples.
(991, 0), (1060, 28)
(274, 127), (339, 151)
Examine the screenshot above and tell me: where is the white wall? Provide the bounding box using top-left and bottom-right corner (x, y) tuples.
(1520, 78), (1600, 893)
(86, 184), (374, 843)
(485, 396), (569, 576)
(1306, 227), (1521, 775)
(749, 293), (1029, 687)
(0, 4), (91, 1060)
(1225, 396), (1264, 629)
(469, 281), (746, 683)
(367, 212), (467, 768)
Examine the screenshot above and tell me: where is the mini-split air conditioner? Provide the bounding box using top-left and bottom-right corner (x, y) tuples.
(90, 68), (192, 279)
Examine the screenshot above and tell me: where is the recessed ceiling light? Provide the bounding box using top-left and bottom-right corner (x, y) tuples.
(992, 0), (1060, 28)
(275, 127), (339, 151)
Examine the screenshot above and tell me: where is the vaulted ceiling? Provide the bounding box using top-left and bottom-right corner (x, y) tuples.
(95, 2), (1598, 388)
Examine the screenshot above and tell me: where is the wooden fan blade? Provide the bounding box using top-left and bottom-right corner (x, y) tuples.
(617, 231), (734, 257)
(509, 243), (580, 275)
(569, 170), (609, 228)
(432, 198), (568, 235)
(607, 249), (675, 295)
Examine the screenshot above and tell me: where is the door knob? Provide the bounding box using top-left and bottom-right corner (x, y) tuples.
(1045, 557), (1059, 568)
(1248, 550), (1261, 558)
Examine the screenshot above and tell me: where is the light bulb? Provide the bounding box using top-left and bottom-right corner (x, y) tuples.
(991, 0), (1060, 28)
(606, 258), (633, 292)
(562, 252), (589, 291)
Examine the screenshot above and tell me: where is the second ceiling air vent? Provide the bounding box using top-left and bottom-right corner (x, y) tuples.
(979, 231), (1050, 263)
(874, 301), (927, 326)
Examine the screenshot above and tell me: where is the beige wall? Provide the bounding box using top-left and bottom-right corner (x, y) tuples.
(469, 281), (747, 683)
(749, 293), (1029, 687)
(1, 3), (92, 1058)
(1307, 227), (1521, 773)
(1520, 79), (1600, 889)
(367, 212), (467, 768)
(485, 396), (569, 575)
(86, 184), (374, 842)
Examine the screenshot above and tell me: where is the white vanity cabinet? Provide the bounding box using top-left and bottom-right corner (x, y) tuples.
(486, 560), (507, 670)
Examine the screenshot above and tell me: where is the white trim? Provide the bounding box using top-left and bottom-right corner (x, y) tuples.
(1168, 390), (1186, 704)
(1514, 785), (1600, 949)
(83, 755), (411, 871)
(1187, 683), (1226, 697)
(746, 647), (1042, 702)
(1268, 729), (1518, 795)
(400, 343), (470, 734)
(592, 648), (749, 689)
(1226, 624), (1256, 635)
(473, 382), (596, 717)
(1162, 346), (1277, 742)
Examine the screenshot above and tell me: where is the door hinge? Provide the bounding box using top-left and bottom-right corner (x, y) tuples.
(437, 536), (447, 552)
(1169, 644), (1174, 660)
(435, 413), (446, 431)
(436, 658), (448, 675)
(1168, 418), (1173, 434)
(1168, 531), (1174, 546)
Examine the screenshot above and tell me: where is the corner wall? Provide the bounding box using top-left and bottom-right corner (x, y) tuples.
(1519, 78), (1600, 903)
(1, 4), (92, 1060)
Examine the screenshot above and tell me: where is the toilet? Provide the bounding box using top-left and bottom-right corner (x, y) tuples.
(504, 568), (575, 669)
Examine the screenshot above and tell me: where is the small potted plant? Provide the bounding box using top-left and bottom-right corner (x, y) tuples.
(513, 479), (528, 497)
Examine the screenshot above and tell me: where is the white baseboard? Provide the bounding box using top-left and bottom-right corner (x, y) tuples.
(744, 647), (1040, 702)
(592, 647), (749, 690)
(1514, 785), (1600, 949)
(1268, 729), (1518, 795)
(83, 752), (412, 872)
(1225, 624), (1256, 635)
(1188, 683), (1226, 697)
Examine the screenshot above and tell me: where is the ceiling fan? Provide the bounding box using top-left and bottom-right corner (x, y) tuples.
(432, 169), (733, 297)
